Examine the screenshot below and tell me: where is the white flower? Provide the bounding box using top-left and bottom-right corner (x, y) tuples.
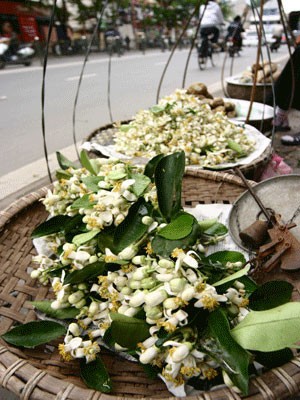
(194, 285), (227, 310)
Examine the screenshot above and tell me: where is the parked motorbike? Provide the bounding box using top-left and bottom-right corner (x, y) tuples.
(0, 43), (35, 69)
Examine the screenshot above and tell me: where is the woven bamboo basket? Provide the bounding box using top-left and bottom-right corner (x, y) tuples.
(84, 122), (272, 181)
(1, 170), (300, 400)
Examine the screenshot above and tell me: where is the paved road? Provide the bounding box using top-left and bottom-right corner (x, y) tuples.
(0, 46), (289, 176)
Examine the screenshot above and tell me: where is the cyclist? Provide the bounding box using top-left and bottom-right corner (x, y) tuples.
(199, 0), (225, 45)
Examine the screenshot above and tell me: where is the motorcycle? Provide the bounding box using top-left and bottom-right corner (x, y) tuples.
(0, 42), (35, 69)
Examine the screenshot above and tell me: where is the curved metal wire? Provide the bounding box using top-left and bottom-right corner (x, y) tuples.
(41, 0), (57, 183)
(181, 1), (204, 89)
(156, 2), (203, 103)
(72, 0), (109, 159)
(107, 49), (114, 123)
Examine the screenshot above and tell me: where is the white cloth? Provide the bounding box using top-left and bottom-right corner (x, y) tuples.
(199, 1), (224, 27)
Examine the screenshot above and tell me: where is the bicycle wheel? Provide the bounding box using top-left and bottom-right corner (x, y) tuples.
(198, 53), (208, 70)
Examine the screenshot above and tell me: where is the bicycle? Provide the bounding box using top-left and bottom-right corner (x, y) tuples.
(197, 31), (216, 70)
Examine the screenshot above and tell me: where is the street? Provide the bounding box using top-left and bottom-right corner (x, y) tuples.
(0, 46), (289, 176)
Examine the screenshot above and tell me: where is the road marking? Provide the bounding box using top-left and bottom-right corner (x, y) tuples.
(0, 50), (175, 75)
(66, 73), (97, 81)
(0, 95), (7, 100)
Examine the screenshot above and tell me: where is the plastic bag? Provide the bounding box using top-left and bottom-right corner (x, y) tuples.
(260, 153), (292, 181)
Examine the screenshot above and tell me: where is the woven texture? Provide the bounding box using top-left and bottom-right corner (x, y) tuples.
(84, 123), (272, 181)
(1, 172), (300, 400)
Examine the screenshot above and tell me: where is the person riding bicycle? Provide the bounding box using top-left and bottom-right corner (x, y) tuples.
(226, 15), (244, 50)
(199, 0), (225, 45)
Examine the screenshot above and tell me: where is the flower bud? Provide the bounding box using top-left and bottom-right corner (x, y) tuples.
(129, 291), (145, 307)
(121, 286), (132, 295)
(181, 285), (195, 301)
(140, 346), (159, 364)
(197, 243), (205, 253)
(141, 277), (156, 289)
(132, 255), (146, 265)
(132, 267), (148, 281)
(68, 290), (85, 305)
(89, 255), (98, 264)
(68, 323), (81, 336)
(129, 280), (141, 290)
(163, 297), (179, 310)
(118, 245), (138, 260)
(145, 289), (168, 307)
(142, 216), (154, 226)
(124, 307), (139, 317)
(78, 283), (88, 290)
(169, 278), (186, 293)
(74, 298), (86, 309)
(158, 259), (175, 269)
(30, 270), (41, 279)
(115, 214), (125, 225)
(156, 273), (174, 282)
(145, 305), (162, 320)
(88, 301), (100, 315)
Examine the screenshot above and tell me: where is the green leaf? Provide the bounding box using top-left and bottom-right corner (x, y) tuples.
(72, 230), (100, 246)
(113, 198), (153, 252)
(56, 169), (72, 180)
(80, 150), (97, 175)
(253, 348), (293, 369)
(31, 301), (78, 319)
(205, 308), (251, 395)
(81, 176), (104, 192)
(107, 170), (127, 180)
(144, 154), (164, 180)
(64, 214), (84, 234)
(131, 173), (151, 197)
(158, 213), (194, 240)
(31, 215), (71, 238)
(56, 151), (78, 170)
(119, 124), (131, 132)
(152, 217), (200, 257)
(198, 218), (218, 232)
(227, 140), (246, 156)
(231, 302), (300, 351)
(249, 281), (293, 311)
(150, 105), (166, 114)
(1, 321), (66, 348)
(64, 261), (106, 285)
(213, 264), (250, 287)
(80, 357), (112, 393)
(70, 193), (96, 210)
(205, 251), (246, 266)
(203, 222), (228, 236)
(110, 313), (150, 350)
(97, 227), (117, 253)
(155, 152), (185, 222)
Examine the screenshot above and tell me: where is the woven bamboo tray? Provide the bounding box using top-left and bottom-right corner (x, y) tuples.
(1, 170), (300, 400)
(84, 122), (272, 181)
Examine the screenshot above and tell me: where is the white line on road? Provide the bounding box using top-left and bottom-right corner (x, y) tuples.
(0, 50), (173, 76)
(65, 73), (97, 81)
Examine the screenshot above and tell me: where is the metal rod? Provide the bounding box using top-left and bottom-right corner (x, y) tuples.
(234, 167), (272, 223)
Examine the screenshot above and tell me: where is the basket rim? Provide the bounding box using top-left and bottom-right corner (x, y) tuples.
(1, 182), (300, 400)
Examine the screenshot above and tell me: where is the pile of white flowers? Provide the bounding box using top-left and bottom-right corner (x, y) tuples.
(113, 89), (255, 167)
(30, 154), (253, 396)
